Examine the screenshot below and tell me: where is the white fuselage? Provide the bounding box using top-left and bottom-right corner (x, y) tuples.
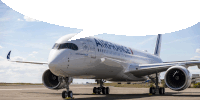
(48, 34), (163, 82)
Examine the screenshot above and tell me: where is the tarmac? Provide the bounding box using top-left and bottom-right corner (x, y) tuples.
(0, 84), (200, 100)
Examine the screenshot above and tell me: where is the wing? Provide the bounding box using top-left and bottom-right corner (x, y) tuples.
(100, 57), (200, 77)
(7, 51), (48, 65)
(100, 57), (129, 68)
(125, 60), (200, 77)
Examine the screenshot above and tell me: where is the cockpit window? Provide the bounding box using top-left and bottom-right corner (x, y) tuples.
(52, 43), (60, 49)
(52, 43), (78, 50)
(58, 43), (78, 50)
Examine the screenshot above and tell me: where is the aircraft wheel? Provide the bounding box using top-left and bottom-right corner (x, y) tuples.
(159, 88), (162, 94)
(152, 87), (156, 95)
(149, 87), (153, 94)
(159, 87), (165, 95)
(62, 91), (67, 98)
(68, 91), (73, 98)
(163, 87), (165, 94)
(106, 87), (110, 94)
(102, 87), (106, 94)
(98, 87), (101, 94)
(93, 87), (97, 94)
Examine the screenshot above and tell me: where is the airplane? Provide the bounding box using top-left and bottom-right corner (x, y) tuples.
(6, 33), (200, 99)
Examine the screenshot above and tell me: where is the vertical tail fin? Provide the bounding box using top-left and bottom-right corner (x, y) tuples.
(154, 34), (162, 57)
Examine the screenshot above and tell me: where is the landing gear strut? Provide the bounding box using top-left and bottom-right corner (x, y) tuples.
(93, 79), (110, 94)
(62, 77), (73, 99)
(149, 73), (165, 95)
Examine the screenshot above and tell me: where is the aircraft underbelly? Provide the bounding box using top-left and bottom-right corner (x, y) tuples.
(71, 62), (147, 81)
(55, 52), (147, 81)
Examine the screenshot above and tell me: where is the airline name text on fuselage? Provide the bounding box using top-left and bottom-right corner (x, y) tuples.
(94, 38), (132, 54)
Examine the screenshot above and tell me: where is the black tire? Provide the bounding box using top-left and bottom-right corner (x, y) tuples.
(160, 87), (165, 95)
(98, 87), (101, 94)
(149, 87), (152, 94)
(68, 91), (73, 98)
(152, 87), (155, 95)
(127, 82), (131, 84)
(106, 87), (110, 94)
(163, 87), (165, 94)
(159, 88), (162, 94)
(62, 91), (67, 98)
(102, 87), (106, 94)
(93, 87), (97, 93)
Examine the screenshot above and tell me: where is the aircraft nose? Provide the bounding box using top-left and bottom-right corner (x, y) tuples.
(48, 60), (58, 70)
(48, 56), (61, 73)
(48, 49), (62, 71)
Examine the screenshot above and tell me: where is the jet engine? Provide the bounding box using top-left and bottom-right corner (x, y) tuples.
(42, 69), (66, 90)
(164, 66), (192, 91)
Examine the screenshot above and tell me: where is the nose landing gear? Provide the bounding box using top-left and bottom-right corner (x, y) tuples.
(61, 77), (74, 99)
(93, 79), (110, 94)
(62, 91), (73, 98)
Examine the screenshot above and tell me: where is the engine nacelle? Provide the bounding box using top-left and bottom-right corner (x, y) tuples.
(42, 69), (71, 90)
(164, 66), (192, 91)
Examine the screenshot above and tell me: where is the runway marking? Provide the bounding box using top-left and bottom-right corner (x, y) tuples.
(0, 88), (47, 90)
(0, 87), (93, 90)
(71, 87), (93, 88)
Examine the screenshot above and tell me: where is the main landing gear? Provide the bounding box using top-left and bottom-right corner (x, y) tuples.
(62, 77), (73, 99)
(149, 73), (165, 95)
(93, 79), (110, 94)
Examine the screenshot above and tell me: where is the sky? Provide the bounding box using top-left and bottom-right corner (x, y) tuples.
(0, 1), (200, 83)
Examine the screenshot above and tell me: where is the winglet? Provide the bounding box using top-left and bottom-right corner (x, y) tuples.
(7, 51), (11, 60)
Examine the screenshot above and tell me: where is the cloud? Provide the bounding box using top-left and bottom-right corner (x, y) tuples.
(0, 45), (2, 49)
(17, 18), (23, 21)
(165, 35), (199, 44)
(25, 43), (51, 50)
(188, 66), (200, 74)
(29, 51), (38, 57)
(12, 56), (25, 61)
(138, 36), (157, 45)
(190, 48), (200, 60)
(0, 59), (48, 83)
(190, 56), (200, 60)
(56, 33), (78, 43)
(0, 56), (92, 84)
(0, 9), (32, 34)
(28, 54), (34, 56)
(23, 16), (38, 22)
(32, 51), (38, 54)
(0, 17), (10, 21)
(0, 70), (5, 72)
(2, 42), (21, 47)
(0, 56), (4, 60)
(196, 48), (200, 54)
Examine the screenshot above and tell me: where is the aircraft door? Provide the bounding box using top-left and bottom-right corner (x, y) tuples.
(87, 39), (96, 58)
